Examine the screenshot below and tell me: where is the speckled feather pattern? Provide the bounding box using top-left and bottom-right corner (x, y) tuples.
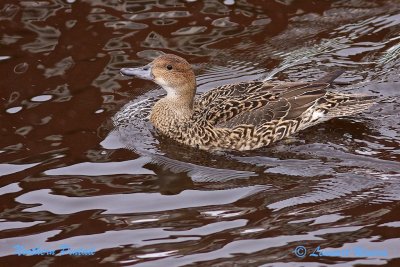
(152, 81), (375, 151)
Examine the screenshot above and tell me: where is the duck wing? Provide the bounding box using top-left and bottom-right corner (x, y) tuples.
(194, 81), (330, 128)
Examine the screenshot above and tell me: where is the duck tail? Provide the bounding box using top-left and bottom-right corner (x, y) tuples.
(324, 94), (377, 118)
(316, 69), (345, 84)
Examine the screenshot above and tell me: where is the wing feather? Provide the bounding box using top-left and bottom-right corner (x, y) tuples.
(193, 81), (330, 129)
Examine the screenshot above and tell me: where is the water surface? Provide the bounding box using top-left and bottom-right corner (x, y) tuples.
(1, 0), (400, 266)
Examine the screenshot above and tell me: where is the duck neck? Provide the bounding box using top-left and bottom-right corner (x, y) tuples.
(164, 79), (196, 118)
(164, 88), (194, 111)
(151, 81), (196, 129)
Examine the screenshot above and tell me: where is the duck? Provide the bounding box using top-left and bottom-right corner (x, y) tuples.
(120, 54), (376, 151)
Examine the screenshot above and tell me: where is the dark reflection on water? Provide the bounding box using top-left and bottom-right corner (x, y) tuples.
(1, 0), (400, 266)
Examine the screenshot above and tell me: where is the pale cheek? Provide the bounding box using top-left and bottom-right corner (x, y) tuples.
(155, 76), (167, 86)
(155, 77), (178, 97)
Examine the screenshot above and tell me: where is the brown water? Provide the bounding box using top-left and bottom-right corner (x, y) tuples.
(1, 0), (400, 266)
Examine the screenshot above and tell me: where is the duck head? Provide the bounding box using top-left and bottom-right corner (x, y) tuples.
(121, 54), (196, 108)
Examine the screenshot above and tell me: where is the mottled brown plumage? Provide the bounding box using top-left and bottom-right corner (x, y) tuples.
(120, 54), (376, 151)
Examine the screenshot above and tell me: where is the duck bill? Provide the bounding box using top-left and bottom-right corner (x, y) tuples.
(120, 64), (153, 80)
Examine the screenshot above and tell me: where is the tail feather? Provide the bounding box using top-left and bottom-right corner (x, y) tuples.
(325, 94), (377, 118)
(316, 70), (345, 84)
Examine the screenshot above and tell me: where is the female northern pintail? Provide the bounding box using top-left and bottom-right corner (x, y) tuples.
(120, 54), (376, 151)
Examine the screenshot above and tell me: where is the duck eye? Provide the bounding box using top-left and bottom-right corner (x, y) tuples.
(166, 65), (173, 70)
